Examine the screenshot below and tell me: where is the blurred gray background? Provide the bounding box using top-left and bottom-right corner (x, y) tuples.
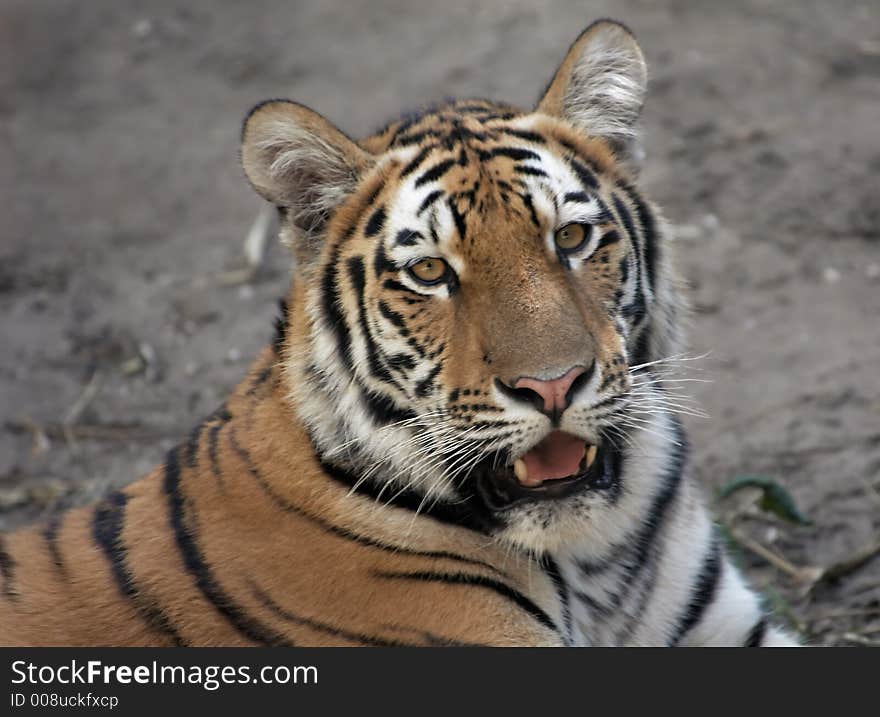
(1, 0), (878, 644)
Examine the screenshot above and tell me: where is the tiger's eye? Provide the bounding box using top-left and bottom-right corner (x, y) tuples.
(554, 223), (590, 252)
(408, 257), (448, 284)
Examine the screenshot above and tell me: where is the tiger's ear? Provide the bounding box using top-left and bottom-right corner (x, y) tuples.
(537, 20), (647, 160)
(241, 100), (373, 240)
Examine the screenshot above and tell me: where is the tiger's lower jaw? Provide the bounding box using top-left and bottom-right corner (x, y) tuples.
(474, 438), (622, 513)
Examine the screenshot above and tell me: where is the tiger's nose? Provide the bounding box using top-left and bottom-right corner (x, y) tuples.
(496, 364), (594, 419)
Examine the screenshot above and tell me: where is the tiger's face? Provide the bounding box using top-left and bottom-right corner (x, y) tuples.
(242, 21), (683, 552)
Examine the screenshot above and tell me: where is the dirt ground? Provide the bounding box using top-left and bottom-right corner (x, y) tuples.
(1, 0), (878, 645)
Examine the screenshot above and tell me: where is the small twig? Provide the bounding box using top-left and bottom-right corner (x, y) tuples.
(840, 633), (880, 647)
(244, 202), (276, 269)
(64, 370), (103, 425)
(729, 528), (823, 584)
(818, 539), (880, 585)
(62, 371), (103, 452)
(216, 266), (257, 286)
(22, 417), (50, 456)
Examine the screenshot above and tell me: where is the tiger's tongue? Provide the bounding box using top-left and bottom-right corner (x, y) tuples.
(518, 431), (586, 487)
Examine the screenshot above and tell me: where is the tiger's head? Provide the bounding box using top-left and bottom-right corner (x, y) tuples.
(241, 20), (686, 553)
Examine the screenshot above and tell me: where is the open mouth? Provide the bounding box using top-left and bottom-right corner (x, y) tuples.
(475, 431), (620, 511)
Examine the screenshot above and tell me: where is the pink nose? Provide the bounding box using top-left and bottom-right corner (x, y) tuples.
(513, 365), (588, 415)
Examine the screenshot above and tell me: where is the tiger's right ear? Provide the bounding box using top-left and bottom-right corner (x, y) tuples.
(241, 100), (373, 239)
(537, 20), (647, 163)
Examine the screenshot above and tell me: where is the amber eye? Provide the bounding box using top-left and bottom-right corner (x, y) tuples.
(554, 223), (591, 253)
(407, 257), (449, 285)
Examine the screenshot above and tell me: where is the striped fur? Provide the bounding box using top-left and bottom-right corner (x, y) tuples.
(0, 20), (797, 646)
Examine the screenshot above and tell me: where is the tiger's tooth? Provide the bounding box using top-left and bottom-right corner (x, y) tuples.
(513, 459), (528, 483)
(585, 445), (598, 468)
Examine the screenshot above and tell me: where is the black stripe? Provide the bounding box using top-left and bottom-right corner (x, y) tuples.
(456, 103), (510, 117)
(43, 514), (67, 579)
(207, 422), (224, 482)
(520, 192), (541, 229)
(414, 362), (443, 397)
(499, 128), (546, 144)
(400, 145), (436, 178)
(373, 241), (396, 278)
(256, 579), (487, 645)
(744, 618), (768, 647)
(573, 587), (613, 617)
(251, 581), (416, 647)
(596, 229), (621, 253)
(246, 363), (274, 396)
(226, 430), (500, 573)
(362, 180), (383, 209)
(611, 193), (647, 324)
(347, 256), (398, 387)
(564, 191), (591, 204)
(595, 428), (689, 645)
(184, 421), (204, 469)
(619, 182), (659, 295)
(361, 389), (417, 426)
(387, 352), (417, 371)
(93, 491), (186, 645)
(617, 256), (629, 285)
(490, 147), (540, 162)
(612, 193), (641, 258)
(395, 229), (421, 246)
(428, 213), (441, 245)
(163, 447), (292, 646)
(346, 265), (417, 422)
(373, 569), (559, 636)
(542, 556), (573, 645)
(396, 130), (442, 147)
(364, 206), (386, 237)
(0, 537), (16, 600)
(514, 165), (548, 178)
(319, 456), (496, 534)
(387, 114), (420, 144)
(418, 190), (444, 216)
(382, 278), (425, 297)
(207, 404), (232, 423)
(320, 243), (354, 371)
(378, 300), (407, 329)
(448, 198), (467, 241)
(668, 535), (723, 646)
(579, 417), (687, 581)
(631, 322), (653, 368)
(415, 158), (456, 188)
(569, 157), (599, 189)
(272, 298), (290, 356)
(197, 404), (231, 485)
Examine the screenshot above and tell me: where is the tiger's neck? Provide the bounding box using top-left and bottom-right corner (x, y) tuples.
(206, 344), (509, 560)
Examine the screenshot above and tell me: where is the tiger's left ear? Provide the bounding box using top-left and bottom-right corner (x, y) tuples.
(241, 100), (374, 243)
(537, 20), (647, 161)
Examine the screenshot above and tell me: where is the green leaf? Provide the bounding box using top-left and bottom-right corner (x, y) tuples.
(716, 475), (812, 526)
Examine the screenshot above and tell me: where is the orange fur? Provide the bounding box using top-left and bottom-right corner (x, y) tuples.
(0, 348), (564, 646)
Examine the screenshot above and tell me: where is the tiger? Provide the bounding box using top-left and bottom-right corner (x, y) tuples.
(0, 20), (799, 647)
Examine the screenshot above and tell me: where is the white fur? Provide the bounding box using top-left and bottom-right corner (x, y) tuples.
(561, 28), (647, 145)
